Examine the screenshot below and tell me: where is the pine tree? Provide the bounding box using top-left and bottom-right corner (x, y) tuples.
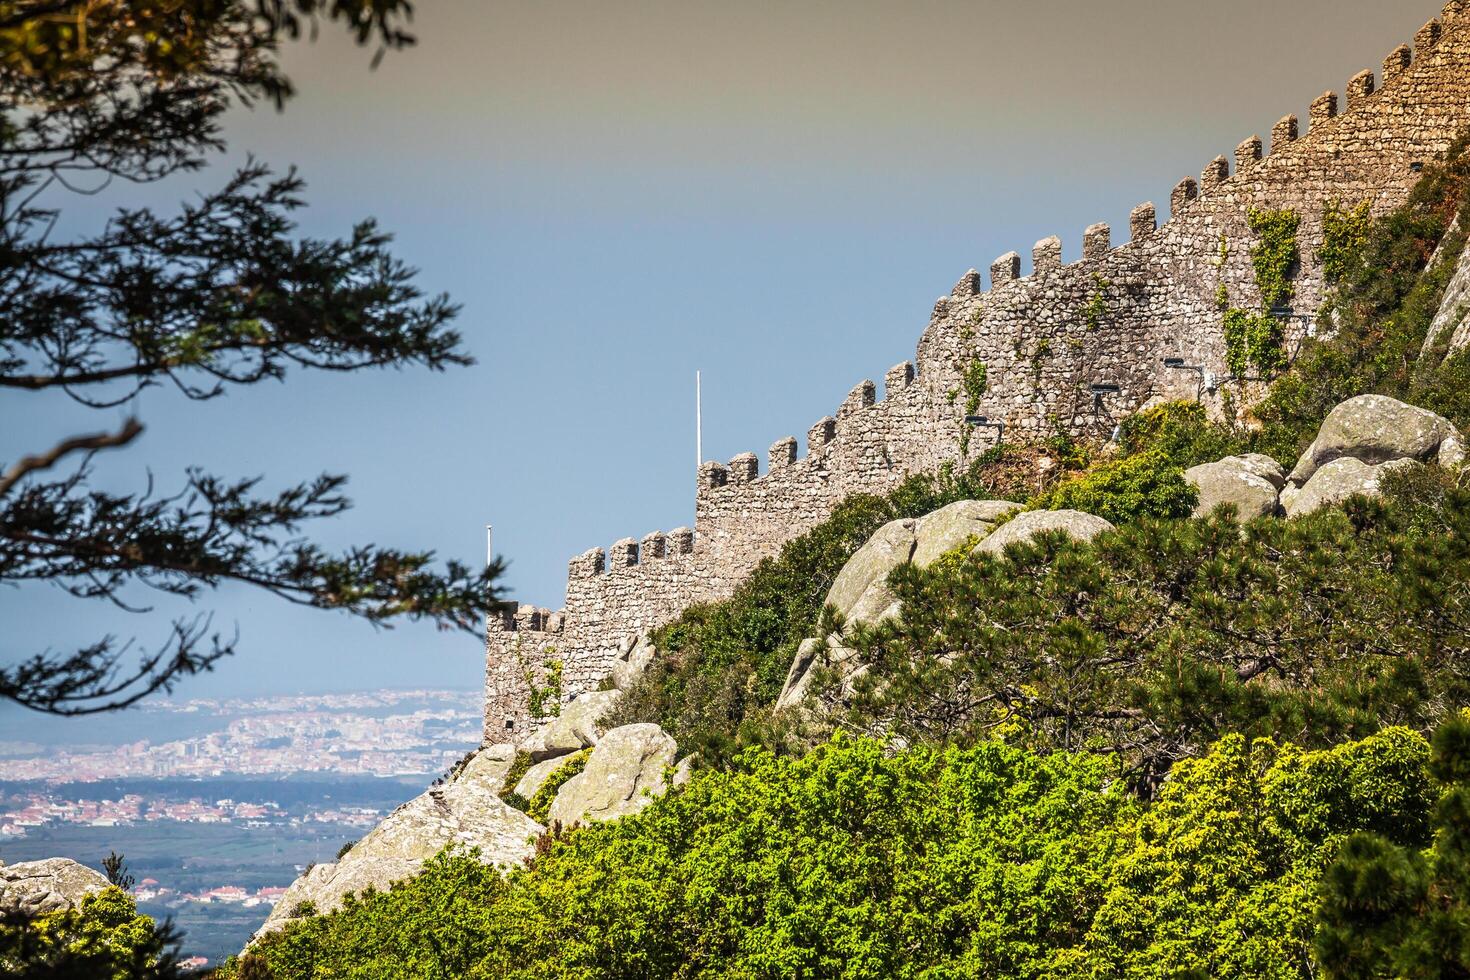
(0, 2), (507, 714)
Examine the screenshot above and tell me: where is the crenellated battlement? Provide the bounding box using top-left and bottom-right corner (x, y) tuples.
(485, 5), (1470, 742)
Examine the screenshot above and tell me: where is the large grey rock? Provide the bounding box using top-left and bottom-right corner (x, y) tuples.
(1184, 455), (1283, 519)
(1284, 456), (1423, 518)
(547, 724), (678, 826)
(1233, 453), (1289, 490)
(457, 742), (517, 794)
(973, 510), (1115, 557)
(608, 634), (656, 691)
(1288, 395), (1455, 486)
(514, 752), (582, 800)
(825, 518), (916, 620)
(1427, 231), (1470, 357)
(1441, 429), (1467, 470)
(253, 746), (542, 941)
(519, 689), (622, 761)
(0, 859), (110, 917)
(777, 637), (826, 710)
(911, 500), (1021, 568)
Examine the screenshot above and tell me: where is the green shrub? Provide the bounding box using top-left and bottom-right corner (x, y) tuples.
(1031, 450), (1198, 525)
(1115, 400), (1245, 467)
(1316, 717), (1470, 978)
(526, 750), (589, 823)
(0, 887), (185, 980)
(498, 751), (534, 808)
(842, 486), (1470, 782)
(237, 728), (1443, 980)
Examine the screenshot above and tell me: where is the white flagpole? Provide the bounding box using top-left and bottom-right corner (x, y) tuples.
(695, 370), (703, 468)
(485, 524), (493, 568)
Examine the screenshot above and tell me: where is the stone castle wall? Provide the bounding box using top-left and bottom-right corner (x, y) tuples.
(486, 3), (1470, 741)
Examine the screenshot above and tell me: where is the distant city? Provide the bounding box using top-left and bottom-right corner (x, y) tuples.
(0, 689), (483, 965)
(0, 689), (481, 786)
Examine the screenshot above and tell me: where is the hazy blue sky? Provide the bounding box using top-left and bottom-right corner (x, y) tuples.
(1, 0), (1447, 712)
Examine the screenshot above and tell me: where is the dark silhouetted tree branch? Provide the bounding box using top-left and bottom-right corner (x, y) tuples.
(0, 3), (509, 716)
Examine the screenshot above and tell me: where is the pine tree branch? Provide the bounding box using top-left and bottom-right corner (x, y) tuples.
(0, 417), (142, 497)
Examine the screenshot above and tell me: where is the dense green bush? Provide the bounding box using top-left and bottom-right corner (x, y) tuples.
(1031, 450), (1198, 525)
(1316, 716), (1470, 979)
(0, 887), (185, 980)
(606, 451), (1041, 764)
(841, 476), (1470, 785)
(1115, 400), (1246, 468)
(229, 726), (1445, 980)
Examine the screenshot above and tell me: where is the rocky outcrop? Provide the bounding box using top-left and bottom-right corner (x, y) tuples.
(1287, 395), (1459, 485)
(1184, 454), (1286, 519)
(521, 690), (622, 761)
(0, 859), (110, 918)
(911, 500), (1021, 568)
(1427, 230), (1470, 357)
(252, 744), (542, 941)
(608, 635), (656, 692)
(826, 518), (917, 622)
(546, 724), (679, 826)
(1284, 456), (1423, 518)
(777, 501), (1105, 710)
(972, 509), (1115, 556)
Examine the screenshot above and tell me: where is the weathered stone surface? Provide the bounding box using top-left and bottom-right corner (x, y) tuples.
(1288, 395), (1455, 486)
(973, 510), (1115, 556)
(777, 637), (825, 710)
(520, 690), (621, 761)
(609, 635), (655, 692)
(1441, 429), (1467, 470)
(254, 746), (542, 942)
(515, 752), (582, 800)
(0, 859), (110, 918)
(458, 742), (517, 794)
(825, 518), (917, 620)
(1233, 453), (1289, 490)
(1285, 456), (1423, 518)
(1429, 229), (1470, 356)
(547, 724), (678, 826)
(911, 500), (1022, 568)
(1184, 456), (1282, 519)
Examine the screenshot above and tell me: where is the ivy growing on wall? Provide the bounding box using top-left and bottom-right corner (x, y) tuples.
(1222, 308), (1287, 377)
(956, 358), (989, 454)
(1081, 273), (1112, 331)
(1221, 207), (1299, 376)
(1214, 235), (1231, 310)
(1246, 206), (1300, 309)
(522, 652), (563, 721)
(1321, 198), (1373, 283)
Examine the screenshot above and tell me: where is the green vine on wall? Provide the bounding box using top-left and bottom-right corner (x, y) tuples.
(1080, 273), (1112, 331)
(956, 358), (989, 454)
(1245, 206), (1300, 309)
(1214, 235), (1231, 310)
(1320, 198), (1372, 283)
(1220, 208), (1299, 376)
(961, 359), (989, 414)
(1222, 308), (1286, 377)
(517, 643), (562, 721)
